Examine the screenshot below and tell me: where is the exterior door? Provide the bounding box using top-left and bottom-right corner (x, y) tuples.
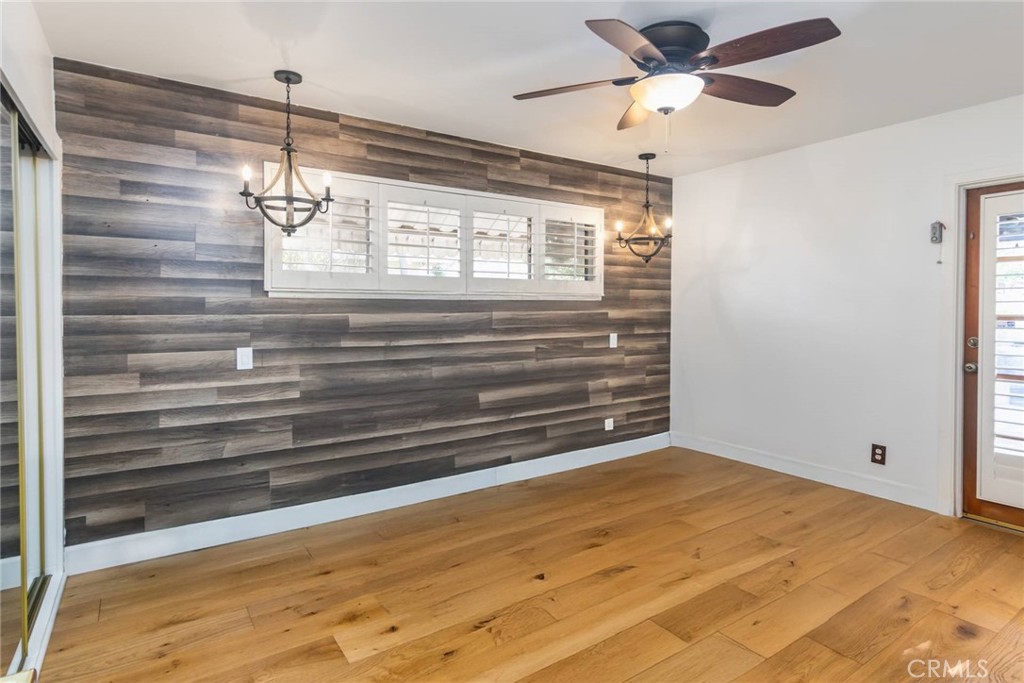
(963, 181), (1024, 527)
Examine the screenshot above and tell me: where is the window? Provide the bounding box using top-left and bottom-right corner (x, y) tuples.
(264, 164), (603, 300)
(266, 169), (378, 291)
(541, 207), (599, 283)
(387, 202), (461, 278)
(379, 186), (465, 294)
(473, 210), (532, 280)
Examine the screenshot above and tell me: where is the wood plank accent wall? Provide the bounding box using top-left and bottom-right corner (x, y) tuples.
(54, 59), (672, 546)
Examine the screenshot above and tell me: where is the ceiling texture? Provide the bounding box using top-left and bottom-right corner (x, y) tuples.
(33, 1), (1024, 177)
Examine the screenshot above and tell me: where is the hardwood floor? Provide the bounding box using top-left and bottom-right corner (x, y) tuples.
(42, 448), (1024, 682)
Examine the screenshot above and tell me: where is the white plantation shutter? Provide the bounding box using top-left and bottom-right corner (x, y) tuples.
(473, 211), (532, 279)
(538, 206), (602, 296)
(266, 166), (378, 291)
(386, 203), (461, 277)
(467, 197), (543, 295)
(265, 166), (603, 300)
(380, 186), (464, 293)
(279, 196), (372, 274)
(543, 219), (598, 281)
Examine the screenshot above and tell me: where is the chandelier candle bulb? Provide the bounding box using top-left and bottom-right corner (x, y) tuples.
(241, 165), (251, 194)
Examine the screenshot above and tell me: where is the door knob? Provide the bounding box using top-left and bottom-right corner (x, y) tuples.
(964, 362), (979, 373)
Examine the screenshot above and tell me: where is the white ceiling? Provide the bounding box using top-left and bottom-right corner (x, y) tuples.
(33, 1), (1024, 177)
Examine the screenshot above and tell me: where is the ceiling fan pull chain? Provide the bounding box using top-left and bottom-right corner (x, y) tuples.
(664, 114), (670, 153)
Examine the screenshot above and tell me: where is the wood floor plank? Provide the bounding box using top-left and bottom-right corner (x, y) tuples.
(624, 633), (763, 683)
(871, 513), (971, 565)
(718, 582), (852, 658)
(44, 608), (254, 681)
(244, 637), (352, 683)
(650, 582), (761, 644)
(892, 524), (1014, 601)
(842, 610), (996, 683)
(344, 604), (558, 682)
(806, 582), (938, 663)
(810, 551), (908, 600)
(518, 620), (686, 683)
(731, 636), (860, 683)
(936, 548), (1024, 632)
(979, 608), (1024, 683)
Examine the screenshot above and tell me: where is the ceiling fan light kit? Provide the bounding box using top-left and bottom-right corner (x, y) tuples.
(240, 70), (334, 236)
(629, 72), (704, 114)
(514, 16), (840, 130)
(617, 153), (671, 263)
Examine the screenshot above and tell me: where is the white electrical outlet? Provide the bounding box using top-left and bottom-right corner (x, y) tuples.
(236, 347), (254, 370)
(609, 333), (618, 349)
(604, 418), (614, 431)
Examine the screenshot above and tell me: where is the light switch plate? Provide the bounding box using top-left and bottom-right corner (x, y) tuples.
(236, 347), (254, 370)
(609, 333), (618, 349)
(604, 418), (614, 431)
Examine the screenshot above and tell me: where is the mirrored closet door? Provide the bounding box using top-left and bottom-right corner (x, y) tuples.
(1, 89), (51, 676)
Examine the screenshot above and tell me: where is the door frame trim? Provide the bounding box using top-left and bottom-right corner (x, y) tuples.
(946, 169), (1024, 519)
(960, 180), (1024, 526)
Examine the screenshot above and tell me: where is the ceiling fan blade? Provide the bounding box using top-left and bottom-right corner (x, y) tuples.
(616, 101), (649, 130)
(690, 18), (840, 70)
(513, 78), (626, 100)
(699, 73), (796, 106)
(586, 19), (668, 65)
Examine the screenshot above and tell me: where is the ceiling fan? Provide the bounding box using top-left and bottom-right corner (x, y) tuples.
(514, 17), (841, 130)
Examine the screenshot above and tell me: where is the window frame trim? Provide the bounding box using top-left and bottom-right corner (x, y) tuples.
(263, 166), (605, 301)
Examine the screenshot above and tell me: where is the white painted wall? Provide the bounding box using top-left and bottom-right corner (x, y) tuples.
(0, 0), (61, 156)
(671, 95), (1024, 515)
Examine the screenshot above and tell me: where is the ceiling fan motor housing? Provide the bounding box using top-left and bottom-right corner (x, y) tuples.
(633, 21), (711, 69)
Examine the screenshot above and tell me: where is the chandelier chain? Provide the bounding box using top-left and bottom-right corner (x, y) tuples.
(284, 82), (293, 147)
(644, 157), (650, 206)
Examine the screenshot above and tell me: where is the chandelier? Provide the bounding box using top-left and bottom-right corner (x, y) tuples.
(240, 70), (333, 236)
(616, 153), (672, 262)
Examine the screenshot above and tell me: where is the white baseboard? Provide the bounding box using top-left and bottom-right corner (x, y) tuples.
(1, 555), (19, 591)
(66, 433), (671, 576)
(670, 431), (948, 515)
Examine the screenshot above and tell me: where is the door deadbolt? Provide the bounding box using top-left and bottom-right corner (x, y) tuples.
(964, 362), (979, 373)
(967, 337), (979, 349)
